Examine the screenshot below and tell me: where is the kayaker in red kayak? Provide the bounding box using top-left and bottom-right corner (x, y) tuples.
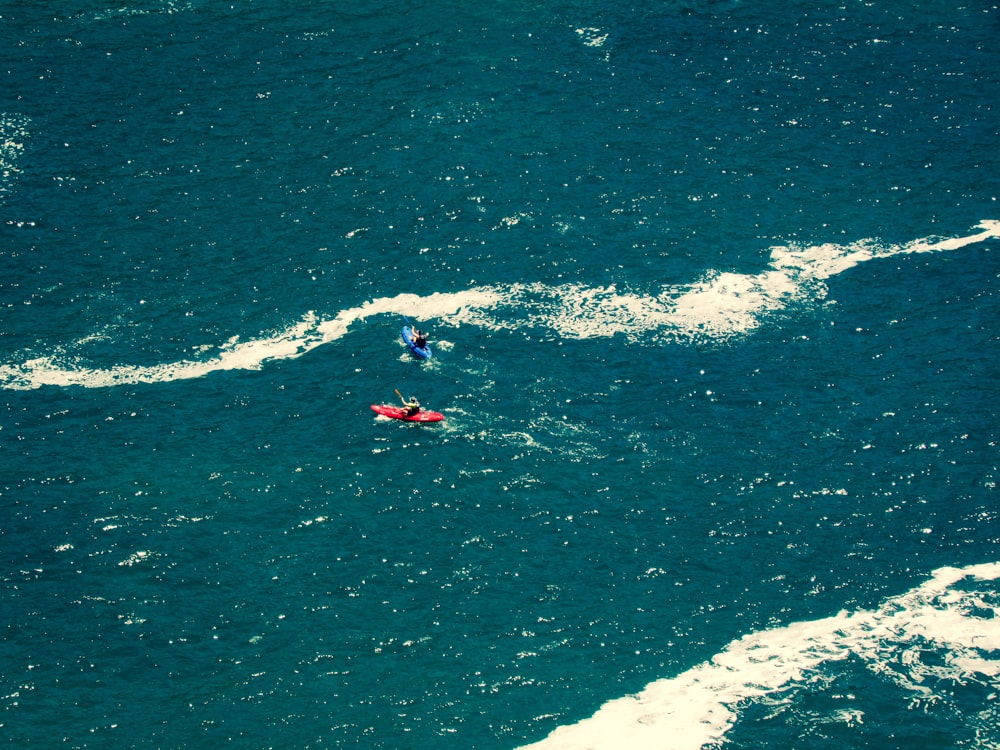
(402, 395), (421, 416)
(371, 390), (444, 422)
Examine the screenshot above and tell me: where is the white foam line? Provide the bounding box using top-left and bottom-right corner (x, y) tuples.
(517, 562), (1000, 750)
(0, 289), (502, 390)
(1, 223), (997, 389)
(667, 219), (1000, 340)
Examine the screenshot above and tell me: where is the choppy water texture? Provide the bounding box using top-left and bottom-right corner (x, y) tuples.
(2, 2), (999, 749)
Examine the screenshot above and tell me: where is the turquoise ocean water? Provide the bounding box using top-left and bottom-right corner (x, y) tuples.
(2, 2), (999, 748)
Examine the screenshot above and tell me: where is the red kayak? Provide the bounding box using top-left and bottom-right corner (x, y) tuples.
(370, 404), (445, 422)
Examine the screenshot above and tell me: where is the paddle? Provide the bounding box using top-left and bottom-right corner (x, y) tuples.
(395, 388), (406, 405)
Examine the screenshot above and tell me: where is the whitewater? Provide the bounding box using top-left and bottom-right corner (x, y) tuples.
(519, 562), (1000, 750)
(3, 222), (997, 391)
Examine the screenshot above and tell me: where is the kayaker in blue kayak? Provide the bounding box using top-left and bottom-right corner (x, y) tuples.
(401, 322), (432, 359)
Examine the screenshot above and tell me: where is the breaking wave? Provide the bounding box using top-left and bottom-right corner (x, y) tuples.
(518, 562), (1000, 750)
(1, 221), (997, 390)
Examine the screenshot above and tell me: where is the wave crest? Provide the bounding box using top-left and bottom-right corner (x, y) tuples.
(1, 223), (997, 390)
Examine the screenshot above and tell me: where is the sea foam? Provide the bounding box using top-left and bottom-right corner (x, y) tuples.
(517, 561), (1000, 750)
(1, 223), (997, 390)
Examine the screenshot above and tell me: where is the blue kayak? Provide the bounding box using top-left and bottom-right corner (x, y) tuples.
(401, 325), (432, 359)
